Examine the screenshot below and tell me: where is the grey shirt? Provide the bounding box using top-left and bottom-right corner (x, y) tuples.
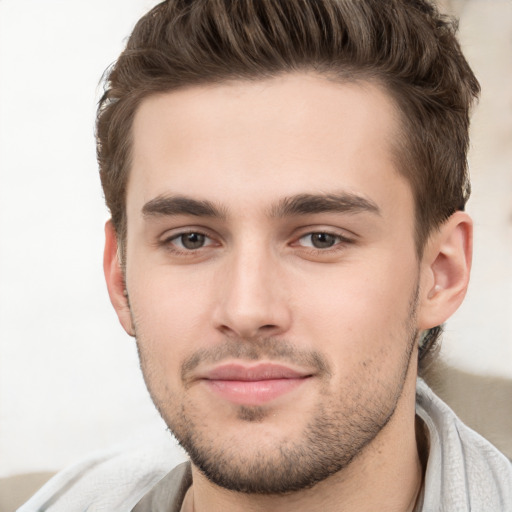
(19, 379), (512, 511)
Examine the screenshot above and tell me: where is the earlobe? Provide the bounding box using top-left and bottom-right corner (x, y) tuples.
(103, 220), (135, 337)
(418, 211), (473, 330)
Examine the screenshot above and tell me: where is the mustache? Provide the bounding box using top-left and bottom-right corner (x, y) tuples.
(180, 337), (333, 383)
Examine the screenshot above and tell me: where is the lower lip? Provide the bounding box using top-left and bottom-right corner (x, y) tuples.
(205, 378), (308, 406)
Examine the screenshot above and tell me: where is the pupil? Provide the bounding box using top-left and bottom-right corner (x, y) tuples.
(312, 233), (336, 248)
(182, 233), (205, 249)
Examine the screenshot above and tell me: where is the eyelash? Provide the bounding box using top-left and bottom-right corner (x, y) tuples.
(159, 229), (354, 256)
(293, 231), (354, 254)
(160, 229), (216, 255)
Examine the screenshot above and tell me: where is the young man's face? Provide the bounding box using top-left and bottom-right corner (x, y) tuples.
(116, 74), (429, 492)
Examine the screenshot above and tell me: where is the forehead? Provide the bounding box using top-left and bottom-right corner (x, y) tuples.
(128, 73), (409, 217)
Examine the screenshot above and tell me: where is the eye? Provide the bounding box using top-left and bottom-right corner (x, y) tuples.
(298, 232), (345, 249)
(169, 232), (212, 250)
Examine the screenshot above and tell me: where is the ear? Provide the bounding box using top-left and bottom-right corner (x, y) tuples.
(103, 220), (135, 337)
(417, 211), (473, 330)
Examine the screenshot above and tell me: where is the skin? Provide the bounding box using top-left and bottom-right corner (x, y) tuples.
(104, 73), (472, 511)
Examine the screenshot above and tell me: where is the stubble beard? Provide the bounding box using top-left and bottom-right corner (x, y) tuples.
(134, 292), (419, 495)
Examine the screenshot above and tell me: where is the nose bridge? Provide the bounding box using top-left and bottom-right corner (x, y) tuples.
(214, 235), (290, 338)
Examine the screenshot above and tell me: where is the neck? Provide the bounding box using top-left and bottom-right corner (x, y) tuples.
(187, 373), (424, 512)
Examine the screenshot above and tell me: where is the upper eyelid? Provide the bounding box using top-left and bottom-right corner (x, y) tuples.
(156, 225), (357, 245)
(159, 231), (218, 254)
(160, 226), (216, 241)
(292, 226), (358, 241)
(298, 232), (351, 241)
(294, 233), (353, 249)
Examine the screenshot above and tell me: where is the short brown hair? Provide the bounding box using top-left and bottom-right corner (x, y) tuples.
(96, 0), (480, 370)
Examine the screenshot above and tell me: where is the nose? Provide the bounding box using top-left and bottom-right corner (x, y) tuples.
(212, 244), (292, 340)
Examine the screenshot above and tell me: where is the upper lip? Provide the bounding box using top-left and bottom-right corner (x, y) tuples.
(199, 363), (312, 381)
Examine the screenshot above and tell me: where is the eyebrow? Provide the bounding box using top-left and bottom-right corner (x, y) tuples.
(269, 192), (381, 218)
(142, 195), (227, 219)
(141, 191), (380, 220)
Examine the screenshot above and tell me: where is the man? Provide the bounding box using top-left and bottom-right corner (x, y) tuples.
(21, 0), (512, 510)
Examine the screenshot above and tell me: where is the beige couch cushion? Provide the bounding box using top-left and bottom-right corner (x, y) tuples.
(425, 361), (512, 459)
(0, 472), (55, 512)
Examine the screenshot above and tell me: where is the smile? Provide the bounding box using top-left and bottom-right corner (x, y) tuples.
(200, 363), (313, 406)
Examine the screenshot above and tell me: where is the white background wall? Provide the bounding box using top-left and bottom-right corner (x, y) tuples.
(0, 0), (510, 477)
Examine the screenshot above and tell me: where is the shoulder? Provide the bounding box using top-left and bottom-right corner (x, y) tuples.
(18, 439), (187, 512)
(416, 379), (512, 510)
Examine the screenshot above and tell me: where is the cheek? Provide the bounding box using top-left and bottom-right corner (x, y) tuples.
(294, 256), (418, 361)
(129, 262), (212, 324)
(129, 274), (229, 404)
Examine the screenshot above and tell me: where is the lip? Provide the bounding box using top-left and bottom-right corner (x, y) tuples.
(199, 363), (312, 406)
